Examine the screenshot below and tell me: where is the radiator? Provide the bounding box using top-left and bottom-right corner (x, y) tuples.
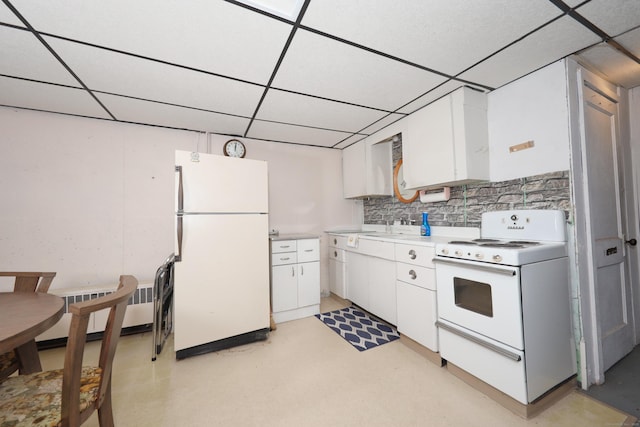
(36, 282), (154, 341)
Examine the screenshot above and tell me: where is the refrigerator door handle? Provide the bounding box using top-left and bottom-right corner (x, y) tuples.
(176, 165), (184, 213)
(175, 165), (183, 262)
(176, 214), (183, 262)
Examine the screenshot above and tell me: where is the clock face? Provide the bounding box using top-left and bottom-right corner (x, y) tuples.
(223, 139), (246, 158)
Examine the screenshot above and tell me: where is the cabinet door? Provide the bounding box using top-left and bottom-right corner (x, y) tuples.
(298, 261), (320, 307)
(404, 95), (455, 189)
(346, 252), (369, 309)
(329, 258), (346, 298)
(342, 141), (367, 198)
(369, 257), (397, 325)
(272, 264), (297, 313)
(396, 281), (438, 351)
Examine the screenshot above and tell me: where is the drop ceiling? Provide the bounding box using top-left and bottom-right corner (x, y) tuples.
(1, 0), (639, 149)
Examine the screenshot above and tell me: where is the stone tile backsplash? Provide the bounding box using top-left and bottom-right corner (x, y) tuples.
(363, 139), (571, 228)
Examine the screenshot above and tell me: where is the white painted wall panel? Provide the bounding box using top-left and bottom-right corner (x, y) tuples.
(0, 107), (359, 296)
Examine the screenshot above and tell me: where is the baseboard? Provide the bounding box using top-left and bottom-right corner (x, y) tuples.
(175, 328), (270, 360)
(37, 323), (152, 350)
(446, 362), (576, 419)
(400, 335), (443, 367)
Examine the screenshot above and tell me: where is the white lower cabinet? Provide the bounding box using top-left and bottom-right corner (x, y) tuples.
(271, 237), (320, 323)
(395, 244), (438, 351)
(346, 252), (370, 310)
(346, 240), (396, 325)
(369, 257), (397, 325)
(396, 281), (438, 350)
(328, 234), (347, 298)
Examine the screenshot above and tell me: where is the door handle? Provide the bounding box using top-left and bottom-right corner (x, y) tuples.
(408, 249), (416, 260)
(626, 238), (637, 246)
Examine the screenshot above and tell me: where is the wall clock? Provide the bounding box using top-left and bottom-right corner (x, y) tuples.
(223, 139), (246, 158)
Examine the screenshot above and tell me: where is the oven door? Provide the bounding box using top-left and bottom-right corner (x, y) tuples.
(434, 257), (524, 349)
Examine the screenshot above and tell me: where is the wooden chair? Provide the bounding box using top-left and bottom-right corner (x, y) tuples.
(0, 271), (57, 380)
(0, 275), (138, 427)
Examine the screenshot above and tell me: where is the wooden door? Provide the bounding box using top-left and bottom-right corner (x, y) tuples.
(578, 69), (635, 376)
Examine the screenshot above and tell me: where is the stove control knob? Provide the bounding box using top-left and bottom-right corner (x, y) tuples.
(492, 255), (502, 262)
(442, 248), (449, 255)
(475, 252), (484, 260)
(454, 250), (463, 256)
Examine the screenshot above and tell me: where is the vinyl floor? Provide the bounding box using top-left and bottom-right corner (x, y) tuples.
(584, 344), (640, 419)
(37, 295), (636, 426)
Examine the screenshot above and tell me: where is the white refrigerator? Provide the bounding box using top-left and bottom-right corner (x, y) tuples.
(173, 150), (270, 359)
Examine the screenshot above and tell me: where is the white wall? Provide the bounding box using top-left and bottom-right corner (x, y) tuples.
(0, 107), (360, 294)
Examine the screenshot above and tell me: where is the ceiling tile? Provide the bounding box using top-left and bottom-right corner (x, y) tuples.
(301, 0), (562, 76)
(247, 120), (353, 147)
(257, 89), (394, 133)
(44, 36), (264, 117)
(0, 3), (23, 26)
(97, 93), (251, 135)
(577, 43), (640, 88)
(358, 113), (406, 136)
(11, 0), (292, 85)
(575, 0), (640, 37)
(458, 16), (601, 89)
(273, 29), (448, 111)
(334, 134), (367, 150)
(615, 26), (640, 58)
(0, 76), (111, 118)
(0, 26), (77, 85)
(397, 80), (488, 114)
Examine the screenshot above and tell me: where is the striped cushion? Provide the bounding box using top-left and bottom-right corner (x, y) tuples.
(0, 366), (102, 427)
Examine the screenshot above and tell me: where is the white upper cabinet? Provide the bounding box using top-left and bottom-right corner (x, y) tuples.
(342, 135), (393, 199)
(487, 60), (570, 182)
(402, 86), (489, 190)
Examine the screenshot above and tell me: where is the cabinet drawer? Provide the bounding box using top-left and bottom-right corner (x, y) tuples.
(395, 244), (435, 267)
(272, 240), (297, 254)
(328, 235), (348, 250)
(329, 247), (346, 262)
(272, 252), (297, 266)
(297, 239), (320, 262)
(396, 262), (435, 290)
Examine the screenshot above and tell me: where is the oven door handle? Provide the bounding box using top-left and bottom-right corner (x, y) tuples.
(436, 321), (522, 362)
(432, 257), (517, 276)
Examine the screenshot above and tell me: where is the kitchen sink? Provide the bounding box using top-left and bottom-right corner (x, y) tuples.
(361, 233), (427, 241)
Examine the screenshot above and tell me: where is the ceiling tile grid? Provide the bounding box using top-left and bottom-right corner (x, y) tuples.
(1, 0), (640, 148)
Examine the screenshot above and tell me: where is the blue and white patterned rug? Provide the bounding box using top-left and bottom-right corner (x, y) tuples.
(315, 306), (400, 351)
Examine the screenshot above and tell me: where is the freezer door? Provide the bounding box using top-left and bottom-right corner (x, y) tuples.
(174, 214), (270, 351)
(175, 150), (268, 214)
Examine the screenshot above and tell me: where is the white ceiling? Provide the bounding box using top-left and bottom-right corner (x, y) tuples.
(1, 0), (639, 149)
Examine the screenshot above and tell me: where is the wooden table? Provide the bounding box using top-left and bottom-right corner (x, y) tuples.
(0, 292), (65, 373)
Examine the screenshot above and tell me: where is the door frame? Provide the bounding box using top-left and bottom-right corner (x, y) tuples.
(566, 58), (640, 388)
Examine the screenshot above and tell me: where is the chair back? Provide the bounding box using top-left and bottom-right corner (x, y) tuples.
(0, 271), (56, 293)
(61, 275), (137, 426)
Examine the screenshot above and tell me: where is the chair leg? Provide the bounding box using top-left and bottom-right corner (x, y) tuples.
(97, 380), (114, 427)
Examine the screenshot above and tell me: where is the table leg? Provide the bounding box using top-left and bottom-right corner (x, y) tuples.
(15, 339), (42, 374)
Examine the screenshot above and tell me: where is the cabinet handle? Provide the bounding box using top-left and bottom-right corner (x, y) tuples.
(334, 250), (338, 257)
(409, 249), (416, 260)
(280, 245), (290, 249)
(280, 257), (290, 261)
(292, 266), (295, 277)
(333, 238), (337, 245)
(301, 265), (304, 275)
(304, 249), (313, 252)
(409, 269), (417, 280)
